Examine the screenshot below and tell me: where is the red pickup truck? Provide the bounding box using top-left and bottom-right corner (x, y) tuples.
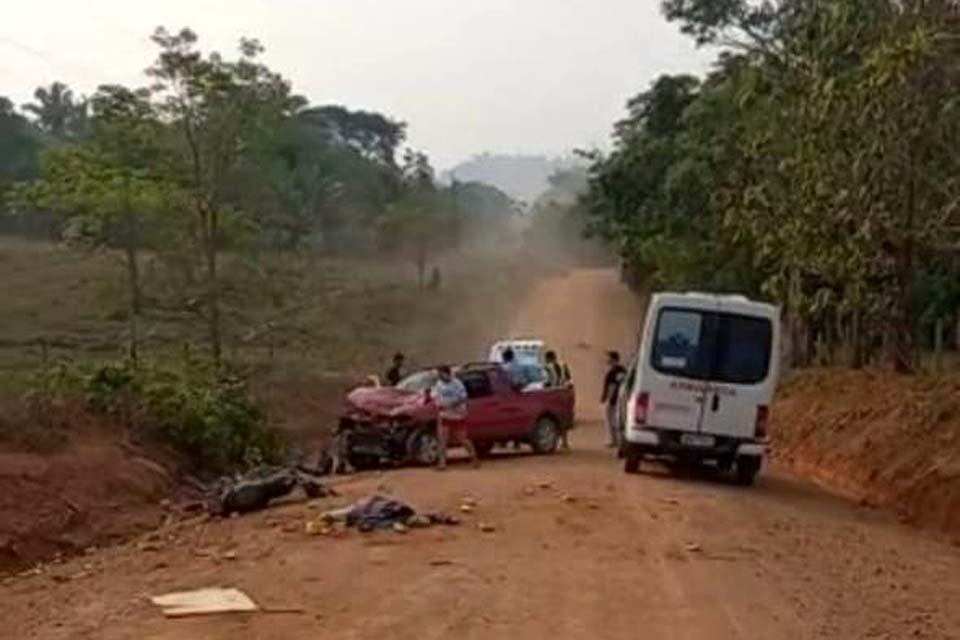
(338, 363), (575, 468)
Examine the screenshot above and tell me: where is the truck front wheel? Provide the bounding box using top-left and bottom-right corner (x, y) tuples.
(408, 429), (441, 467)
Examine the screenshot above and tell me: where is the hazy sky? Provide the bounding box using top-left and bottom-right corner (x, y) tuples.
(0, 0), (712, 169)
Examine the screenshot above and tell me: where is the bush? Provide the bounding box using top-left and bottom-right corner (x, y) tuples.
(140, 364), (280, 472)
(33, 358), (281, 473)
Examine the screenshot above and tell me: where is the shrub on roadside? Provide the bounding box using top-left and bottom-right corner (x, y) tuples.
(27, 358), (281, 473)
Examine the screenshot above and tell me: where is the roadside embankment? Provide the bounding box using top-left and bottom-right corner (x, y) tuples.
(773, 368), (960, 537)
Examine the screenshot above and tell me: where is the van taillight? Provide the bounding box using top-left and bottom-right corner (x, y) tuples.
(635, 392), (650, 426)
(755, 405), (770, 439)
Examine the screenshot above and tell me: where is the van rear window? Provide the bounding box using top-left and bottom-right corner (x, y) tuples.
(652, 308), (772, 385)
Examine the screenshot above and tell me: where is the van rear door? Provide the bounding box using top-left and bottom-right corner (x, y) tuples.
(698, 306), (776, 440)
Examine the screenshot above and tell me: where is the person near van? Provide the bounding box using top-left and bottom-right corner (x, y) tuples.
(601, 351), (627, 447)
(385, 352), (405, 386)
(431, 365), (479, 469)
(500, 347), (526, 388)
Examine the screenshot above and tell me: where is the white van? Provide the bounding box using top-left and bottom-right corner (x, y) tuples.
(618, 292), (780, 485)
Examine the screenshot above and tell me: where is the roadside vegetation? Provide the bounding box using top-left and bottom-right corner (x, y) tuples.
(585, 0), (960, 371)
(0, 26), (531, 473)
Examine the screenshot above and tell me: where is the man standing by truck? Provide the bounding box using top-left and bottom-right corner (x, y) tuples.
(432, 365), (479, 470)
(545, 350), (573, 449)
(601, 351), (626, 448)
(385, 352), (405, 386)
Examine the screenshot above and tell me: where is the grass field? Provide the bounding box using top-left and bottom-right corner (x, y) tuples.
(0, 236), (539, 390)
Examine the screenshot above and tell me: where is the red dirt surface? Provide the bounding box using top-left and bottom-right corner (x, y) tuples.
(2, 270), (959, 640)
(0, 423), (183, 572)
(773, 368), (960, 537)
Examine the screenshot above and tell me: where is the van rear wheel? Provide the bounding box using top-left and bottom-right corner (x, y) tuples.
(736, 456), (762, 486)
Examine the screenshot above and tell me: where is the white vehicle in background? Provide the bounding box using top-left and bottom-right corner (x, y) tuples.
(488, 339), (548, 390)
(618, 292), (780, 485)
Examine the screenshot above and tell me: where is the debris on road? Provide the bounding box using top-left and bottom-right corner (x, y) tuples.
(312, 496), (459, 535)
(429, 559), (455, 566)
(478, 522), (496, 533)
(150, 587), (258, 618)
(321, 495), (414, 532)
(407, 514), (432, 528)
(209, 467), (336, 517)
(684, 543), (702, 553)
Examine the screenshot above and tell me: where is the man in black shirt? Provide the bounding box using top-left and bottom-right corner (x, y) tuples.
(600, 351), (626, 448)
(385, 353), (405, 386)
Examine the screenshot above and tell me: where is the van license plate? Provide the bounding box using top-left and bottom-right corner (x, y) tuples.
(680, 434), (715, 448)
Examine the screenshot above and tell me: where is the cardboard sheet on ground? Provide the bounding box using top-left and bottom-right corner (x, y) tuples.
(150, 587), (259, 617)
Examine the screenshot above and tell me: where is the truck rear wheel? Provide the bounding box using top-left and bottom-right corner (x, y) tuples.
(474, 441), (495, 457)
(624, 445), (642, 474)
(530, 416), (560, 454)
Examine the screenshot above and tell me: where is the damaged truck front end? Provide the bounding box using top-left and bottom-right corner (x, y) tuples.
(338, 385), (439, 469)
(338, 413), (426, 469)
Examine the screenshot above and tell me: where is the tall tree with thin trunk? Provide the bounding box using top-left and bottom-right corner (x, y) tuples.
(146, 27), (301, 364)
(21, 85), (176, 363)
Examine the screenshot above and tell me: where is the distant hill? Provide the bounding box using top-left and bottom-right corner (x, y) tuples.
(443, 153), (583, 205)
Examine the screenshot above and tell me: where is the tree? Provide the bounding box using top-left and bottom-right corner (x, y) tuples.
(146, 27), (302, 364)
(22, 85), (178, 362)
(379, 150), (454, 287)
(298, 105), (405, 169)
(261, 105), (407, 251)
(589, 1), (960, 369)
(22, 81), (88, 141)
(0, 98), (41, 191)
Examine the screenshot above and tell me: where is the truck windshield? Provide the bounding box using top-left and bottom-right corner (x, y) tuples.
(651, 308), (772, 385)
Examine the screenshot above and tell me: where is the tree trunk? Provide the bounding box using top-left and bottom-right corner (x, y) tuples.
(202, 208), (222, 366)
(851, 309), (863, 369)
(416, 246), (426, 290)
(893, 154), (917, 374)
(934, 318), (944, 371)
(121, 198), (142, 366)
(124, 243), (141, 365)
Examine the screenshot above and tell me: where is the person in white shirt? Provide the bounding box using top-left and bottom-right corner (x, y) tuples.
(500, 348), (527, 388)
(431, 365), (479, 469)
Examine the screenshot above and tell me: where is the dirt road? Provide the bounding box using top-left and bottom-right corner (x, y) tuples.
(3, 268), (960, 640)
